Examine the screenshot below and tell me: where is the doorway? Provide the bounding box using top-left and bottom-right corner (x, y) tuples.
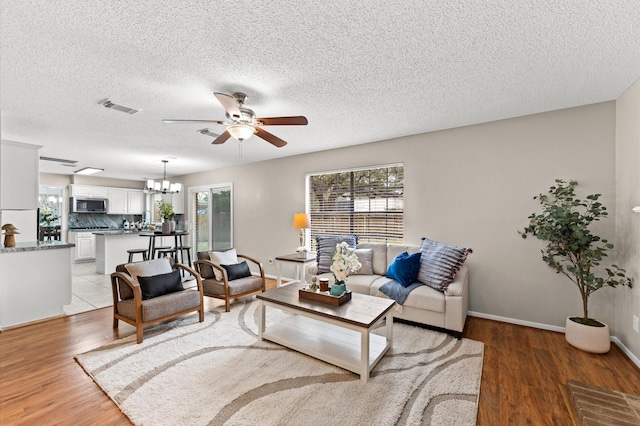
(190, 183), (233, 253)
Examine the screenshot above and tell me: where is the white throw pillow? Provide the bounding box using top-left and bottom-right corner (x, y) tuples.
(125, 258), (173, 284)
(209, 248), (238, 280)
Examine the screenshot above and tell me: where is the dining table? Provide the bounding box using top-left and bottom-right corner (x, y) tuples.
(138, 230), (189, 264)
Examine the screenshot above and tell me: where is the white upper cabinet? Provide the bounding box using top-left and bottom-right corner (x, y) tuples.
(107, 188), (127, 214)
(1, 140), (41, 210)
(70, 185), (109, 199)
(108, 188), (144, 214)
(127, 190), (145, 214)
(161, 191), (185, 214)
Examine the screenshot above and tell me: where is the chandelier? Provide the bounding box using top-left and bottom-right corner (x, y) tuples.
(145, 160), (182, 194)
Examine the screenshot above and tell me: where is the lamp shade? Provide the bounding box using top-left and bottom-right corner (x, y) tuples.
(292, 213), (311, 229)
(227, 124), (256, 141)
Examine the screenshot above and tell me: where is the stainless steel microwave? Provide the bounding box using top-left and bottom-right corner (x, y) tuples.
(70, 197), (108, 213)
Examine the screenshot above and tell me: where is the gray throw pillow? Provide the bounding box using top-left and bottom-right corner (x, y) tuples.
(316, 235), (358, 274)
(351, 248), (374, 275)
(416, 237), (472, 292)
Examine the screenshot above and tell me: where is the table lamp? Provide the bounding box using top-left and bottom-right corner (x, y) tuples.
(292, 213), (311, 257)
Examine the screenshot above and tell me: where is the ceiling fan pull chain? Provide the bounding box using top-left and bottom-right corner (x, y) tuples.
(239, 140), (243, 157)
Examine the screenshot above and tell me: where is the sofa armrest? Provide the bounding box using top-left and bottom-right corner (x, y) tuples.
(307, 264), (318, 275)
(443, 265), (469, 334)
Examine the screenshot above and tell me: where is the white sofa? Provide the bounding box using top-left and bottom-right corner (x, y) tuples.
(307, 242), (469, 338)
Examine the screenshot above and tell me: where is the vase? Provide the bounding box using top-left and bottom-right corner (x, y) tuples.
(565, 317), (610, 354)
(161, 220), (171, 234)
(170, 219), (176, 233)
(331, 281), (347, 296)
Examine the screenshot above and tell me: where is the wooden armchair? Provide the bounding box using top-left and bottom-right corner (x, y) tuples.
(194, 251), (266, 312)
(111, 259), (204, 343)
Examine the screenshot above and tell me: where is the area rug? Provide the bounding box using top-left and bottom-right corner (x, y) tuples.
(76, 300), (484, 425)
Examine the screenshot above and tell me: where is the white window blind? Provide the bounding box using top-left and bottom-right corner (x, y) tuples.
(308, 164), (404, 250)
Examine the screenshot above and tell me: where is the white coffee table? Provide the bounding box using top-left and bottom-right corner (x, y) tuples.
(257, 282), (395, 382)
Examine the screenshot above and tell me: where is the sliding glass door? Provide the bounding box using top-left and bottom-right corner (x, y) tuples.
(190, 183), (233, 252)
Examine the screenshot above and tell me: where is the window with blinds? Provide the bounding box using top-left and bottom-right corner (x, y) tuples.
(307, 164), (404, 250)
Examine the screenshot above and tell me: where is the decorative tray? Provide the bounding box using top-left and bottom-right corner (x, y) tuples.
(299, 287), (352, 305)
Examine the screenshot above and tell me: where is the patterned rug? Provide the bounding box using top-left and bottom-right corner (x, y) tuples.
(76, 300), (484, 425)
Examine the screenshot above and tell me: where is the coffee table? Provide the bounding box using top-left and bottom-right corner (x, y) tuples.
(257, 283), (395, 382)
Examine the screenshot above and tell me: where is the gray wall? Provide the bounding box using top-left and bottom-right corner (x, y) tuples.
(615, 79), (640, 357)
(180, 101), (626, 336)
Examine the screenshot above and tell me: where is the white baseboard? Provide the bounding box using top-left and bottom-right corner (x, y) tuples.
(467, 310), (565, 333)
(611, 336), (640, 368)
(468, 311), (640, 368)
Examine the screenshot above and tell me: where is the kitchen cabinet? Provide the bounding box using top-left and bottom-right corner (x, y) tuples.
(161, 191), (185, 214)
(109, 188), (144, 214)
(1, 140), (41, 210)
(71, 231), (96, 261)
(70, 184), (109, 199)
(107, 188), (127, 214)
(127, 190), (145, 214)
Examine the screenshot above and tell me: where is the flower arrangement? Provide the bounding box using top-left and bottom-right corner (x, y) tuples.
(157, 200), (175, 220)
(40, 208), (59, 227)
(330, 242), (362, 284)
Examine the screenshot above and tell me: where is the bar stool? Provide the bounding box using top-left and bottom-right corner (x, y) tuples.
(127, 248), (148, 263)
(156, 247), (177, 262)
(152, 246), (171, 259)
(175, 245), (192, 267)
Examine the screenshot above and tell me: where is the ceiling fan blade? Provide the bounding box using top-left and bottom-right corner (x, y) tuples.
(255, 127), (287, 147)
(256, 116), (308, 126)
(214, 92), (242, 120)
(162, 119), (226, 124)
(212, 130), (231, 145)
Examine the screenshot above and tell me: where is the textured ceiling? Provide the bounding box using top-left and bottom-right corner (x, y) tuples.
(1, 1), (639, 181)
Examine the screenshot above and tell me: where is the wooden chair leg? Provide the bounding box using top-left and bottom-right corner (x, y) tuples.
(113, 317), (119, 328)
(136, 326), (144, 344)
(199, 307), (204, 322)
(225, 299), (230, 312)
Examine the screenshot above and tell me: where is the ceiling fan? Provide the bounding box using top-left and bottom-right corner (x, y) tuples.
(162, 92), (308, 147)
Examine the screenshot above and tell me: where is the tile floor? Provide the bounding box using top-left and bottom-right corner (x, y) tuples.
(64, 261), (113, 315)
(63, 261), (197, 316)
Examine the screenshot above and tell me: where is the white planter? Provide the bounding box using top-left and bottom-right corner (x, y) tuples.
(565, 317), (610, 354)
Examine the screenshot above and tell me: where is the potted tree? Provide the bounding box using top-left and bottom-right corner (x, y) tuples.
(157, 200), (175, 234)
(521, 179), (632, 353)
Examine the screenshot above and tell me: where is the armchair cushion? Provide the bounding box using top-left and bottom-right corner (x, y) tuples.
(137, 269), (184, 300)
(209, 249), (238, 280)
(119, 258), (173, 300)
(221, 261), (252, 281)
(117, 289), (202, 322)
(202, 276), (264, 296)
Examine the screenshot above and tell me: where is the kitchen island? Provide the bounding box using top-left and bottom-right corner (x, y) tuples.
(94, 230), (149, 274)
(0, 240), (74, 328)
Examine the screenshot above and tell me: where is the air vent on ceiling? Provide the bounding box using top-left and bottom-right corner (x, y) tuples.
(100, 98), (140, 115)
(40, 156), (78, 164)
(197, 128), (220, 138)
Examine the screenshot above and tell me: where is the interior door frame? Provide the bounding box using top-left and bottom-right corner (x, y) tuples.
(188, 182), (234, 253)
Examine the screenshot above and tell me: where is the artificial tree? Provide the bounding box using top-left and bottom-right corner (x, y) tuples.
(521, 179), (632, 326)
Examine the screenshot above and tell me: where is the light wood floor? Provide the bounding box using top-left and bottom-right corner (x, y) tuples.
(1, 279), (639, 425)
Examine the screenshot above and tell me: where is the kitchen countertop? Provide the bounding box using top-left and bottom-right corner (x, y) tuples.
(0, 240), (75, 253)
(92, 230), (146, 235)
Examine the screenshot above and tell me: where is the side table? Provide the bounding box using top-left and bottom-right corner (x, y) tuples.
(275, 253), (317, 287)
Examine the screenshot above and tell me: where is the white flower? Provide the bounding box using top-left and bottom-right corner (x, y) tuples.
(330, 242), (361, 283)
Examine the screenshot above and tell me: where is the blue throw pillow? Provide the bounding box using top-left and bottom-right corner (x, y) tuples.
(386, 251), (422, 287)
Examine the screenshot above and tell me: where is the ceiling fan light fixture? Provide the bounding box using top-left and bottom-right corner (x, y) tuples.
(227, 123), (256, 141)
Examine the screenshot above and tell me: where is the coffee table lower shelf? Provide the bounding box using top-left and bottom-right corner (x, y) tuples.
(260, 309), (391, 382)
